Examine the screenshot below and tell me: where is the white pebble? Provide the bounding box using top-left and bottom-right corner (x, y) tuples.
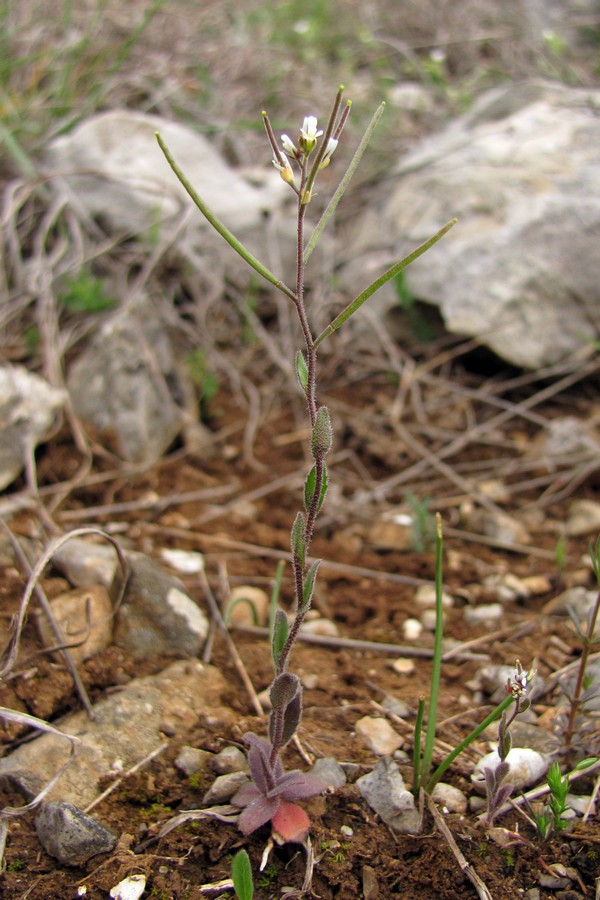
(403, 618), (423, 641)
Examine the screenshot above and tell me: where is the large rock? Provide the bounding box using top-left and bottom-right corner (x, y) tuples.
(44, 110), (291, 280)
(66, 298), (192, 462)
(0, 366), (66, 490)
(341, 80), (600, 368)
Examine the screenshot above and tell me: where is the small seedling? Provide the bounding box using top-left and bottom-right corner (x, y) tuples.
(231, 849), (254, 900)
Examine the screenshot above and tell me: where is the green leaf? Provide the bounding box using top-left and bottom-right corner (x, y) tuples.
(304, 463), (328, 513)
(314, 219), (458, 348)
(296, 350), (309, 392)
(156, 132), (297, 303)
(231, 849), (254, 900)
(304, 101), (386, 264)
(301, 560), (321, 612)
(271, 609), (289, 667)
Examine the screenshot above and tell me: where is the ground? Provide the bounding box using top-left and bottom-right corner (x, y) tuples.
(1, 1), (600, 896)
(0, 365), (599, 898)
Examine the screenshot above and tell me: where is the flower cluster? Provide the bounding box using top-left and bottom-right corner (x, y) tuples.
(263, 99), (350, 200)
(506, 659), (536, 700)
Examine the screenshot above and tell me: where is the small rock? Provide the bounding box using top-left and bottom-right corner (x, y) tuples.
(109, 874), (147, 900)
(35, 801), (116, 866)
(299, 618), (339, 637)
(463, 603), (503, 625)
(311, 757), (347, 790)
(390, 658), (415, 675)
(366, 517), (413, 552)
(202, 772), (249, 804)
(565, 793), (595, 816)
(520, 574), (552, 596)
(431, 782), (467, 814)
(355, 716), (402, 756)
(174, 746), (211, 777)
(467, 509), (530, 546)
(472, 748), (549, 794)
(567, 499), (600, 536)
(403, 618), (423, 641)
(300, 672), (319, 690)
(211, 746), (248, 775)
(414, 584), (453, 608)
(160, 548), (204, 574)
(0, 366), (66, 490)
(115, 553), (208, 658)
(226, 586), (270, 628)
(51, 537), (121, 589)
(381, 694), (411, 719)
(36, 586), (113, 663)
(420, 608), (442, 631)
(473, 664), (516, 698)
(357, 757), (421, 833)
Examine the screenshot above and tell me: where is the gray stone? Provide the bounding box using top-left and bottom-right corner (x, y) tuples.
(341, 80), (600, 368)
(210, 746), (248, 775)
(0, 366), (66, 490)
(357, 758), (421, 833)
(202, 772), (248, 804)
(0, 660), (227, 808)
(51, 537), (121, 589)
(44, 111), (291, 283)
(115, 552), (208, 659)
(66, 298), (194, 464)
(463, 603), (503, 626)
(431, 782), (467, 814)
(310, 757), (347, 791)
(355, 716), (402, 756)
(174, 746), (211, 777)
(35, 801), (116, 866)
(566, 499), (600, 536)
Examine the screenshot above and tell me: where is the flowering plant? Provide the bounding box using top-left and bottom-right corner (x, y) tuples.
(157, 88), (455, 845)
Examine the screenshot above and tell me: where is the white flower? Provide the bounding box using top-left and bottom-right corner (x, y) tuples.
(299, 115), (322, 154)
(281, 134), (297, 157)
(318, 136), (338, 170)
(272, 155), (295, 186)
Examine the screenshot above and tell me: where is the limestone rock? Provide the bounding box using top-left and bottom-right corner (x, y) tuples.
(66, 298), (194, 463)
(0, 660), (227, 809)
(341, 80), (600, 368)
(355, 716), (402, 756)
(0, 366), (66, 490)
(357, 757), (421, 833)
(36, 585), (113, 663)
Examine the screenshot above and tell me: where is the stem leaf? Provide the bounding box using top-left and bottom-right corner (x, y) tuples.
(314, 219), (458, 348)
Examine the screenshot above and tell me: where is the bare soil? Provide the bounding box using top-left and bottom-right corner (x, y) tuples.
(1, 365), (599, 899)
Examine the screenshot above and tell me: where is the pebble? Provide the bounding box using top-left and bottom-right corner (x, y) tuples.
(211, 746), (248, 775)
(310, 757), (347, 791)
(390, 657), (415, 675)
(414, 584), (453, 608)
(381, 694), (411, 719)
(431, 782), (468, 814)
(109, 874), (147, 900)
(36, 585), (113, 663)
(160, 548), (204, 574)
(299, 617), (339, 637)
(403, 618), (423, 641)
(226, 586), (270, 627)
(466, 509), (530, 546)
(355, 716), (402, 756)
(35, 801), (116, 866)
(472, 748), (549, 794)
(365, 518), (413, 551)
(202, 772), (249, 804)
(174, 746), (211, 777)
(420, 608), (442, 631)
(357, 757), (421, 833)
(566, 499), (600, 536)
(463, 603), (503, 625)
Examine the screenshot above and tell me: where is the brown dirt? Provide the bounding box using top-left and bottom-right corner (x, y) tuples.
(1, 370), (599, 899)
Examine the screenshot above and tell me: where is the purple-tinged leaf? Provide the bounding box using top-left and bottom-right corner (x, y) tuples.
(245, 733), (276, 795)
(237, 795), (279, 835)
(270, 673), (300, 710)
(281, 688), (302, 746)
(231, 782), (261, 808)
